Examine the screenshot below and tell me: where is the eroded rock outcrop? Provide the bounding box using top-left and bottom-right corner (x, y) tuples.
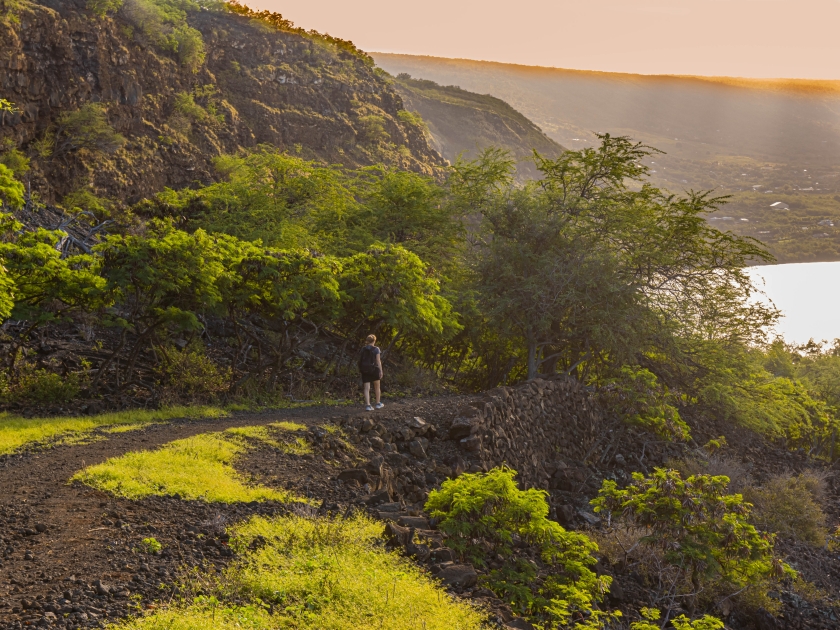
(0, 0), (444, 203)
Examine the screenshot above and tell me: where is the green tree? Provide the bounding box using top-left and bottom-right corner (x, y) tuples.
(164, 145), (358, 251)
(216, 236), (342, 385)
(53, 103), (126, 156)
(336, 244), (460, 350)
(93, 220), (226, 389)
(359, 168), (462, 277)
(451, 136), (777, 383)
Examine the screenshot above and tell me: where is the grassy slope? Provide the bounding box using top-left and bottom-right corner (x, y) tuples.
(374, 54), (840, 263)
(392, 76), (565, 179)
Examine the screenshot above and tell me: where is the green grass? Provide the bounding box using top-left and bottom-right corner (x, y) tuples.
(110, 514), (488, 630)
(224, 422), (312, 455)
(73, 431), (299, 503)
(0, 406), (227, 455)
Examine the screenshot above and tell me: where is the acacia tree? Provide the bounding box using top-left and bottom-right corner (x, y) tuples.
(453, 136), (777, 382)
(215, 236), (342, 387)
(93, 221), (226, 390)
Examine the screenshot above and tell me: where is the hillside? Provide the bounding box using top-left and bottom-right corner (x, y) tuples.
(373, 53), (840, 263)
(391, 75), (565, 179)
(0, 0), (443, 206)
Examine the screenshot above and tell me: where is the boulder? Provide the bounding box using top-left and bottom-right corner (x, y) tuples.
(448, 417), (474, 440)
(337, 469), (369, 484)
(438, 564), (478, 588)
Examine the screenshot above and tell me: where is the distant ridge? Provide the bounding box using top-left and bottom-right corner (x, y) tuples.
(376, 53), (840, 97)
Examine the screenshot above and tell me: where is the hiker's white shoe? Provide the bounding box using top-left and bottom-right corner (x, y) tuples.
(375, 402), (384, 409)
(365, 405), (374, 411)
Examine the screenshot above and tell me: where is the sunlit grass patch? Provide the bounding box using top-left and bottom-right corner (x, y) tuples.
(225, 423), (312, 455)
(0, 406), (227, 455)
(269, 421), (306, 432)
(73, 432), (300, 503)
(111, 514), (488, 630)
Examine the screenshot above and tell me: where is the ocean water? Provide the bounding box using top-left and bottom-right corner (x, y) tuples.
(747, 261), (840, 345)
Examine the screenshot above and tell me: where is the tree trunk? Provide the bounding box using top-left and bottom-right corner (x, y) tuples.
(527, 340), (538, 380)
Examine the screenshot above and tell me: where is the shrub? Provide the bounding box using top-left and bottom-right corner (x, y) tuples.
(0, 163), (24, 210)
(599, 366), (690, 441)
(743, 472), (828, 546)
(140, 537), (162, 553)
(87, 0), (123, 16)
(592, 469), (792, 612)
(156, 343), (230, 404)
(13, 368), (82, 404)
(168, 25), (205, 71)
(53, 103), (126, 156)
(0, 143), (30, 176)
(426, 467), (616, 628)
(173, 91), (207, 122)
(61, 188), (115, 219)
(397, 109), (428, 132)
(631, 608), (723, 630)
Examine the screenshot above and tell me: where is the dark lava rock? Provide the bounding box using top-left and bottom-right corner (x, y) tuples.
(337, 469), (369, 484)
(438, 564), (477, 588)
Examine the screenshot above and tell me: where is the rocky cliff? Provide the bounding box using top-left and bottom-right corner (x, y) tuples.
(0, 0), (444, 205)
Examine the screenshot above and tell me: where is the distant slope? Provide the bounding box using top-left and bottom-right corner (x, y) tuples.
(392, 75), (564, 179)
(373, 53), (840, 264)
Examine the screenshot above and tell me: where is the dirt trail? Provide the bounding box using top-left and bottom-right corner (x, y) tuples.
(0, 399), (461, 629)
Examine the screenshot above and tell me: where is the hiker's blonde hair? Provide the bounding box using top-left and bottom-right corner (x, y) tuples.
(365, 334), (377, 344)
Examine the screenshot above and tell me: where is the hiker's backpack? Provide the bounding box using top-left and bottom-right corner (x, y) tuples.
(359, 346), (378, 372)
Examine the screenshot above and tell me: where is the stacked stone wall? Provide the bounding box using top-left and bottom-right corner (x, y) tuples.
(448, 377), (604, 489)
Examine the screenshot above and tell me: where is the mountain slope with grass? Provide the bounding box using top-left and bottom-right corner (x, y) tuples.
(391, 74), (565, 179)
(0, 0), (443, 206)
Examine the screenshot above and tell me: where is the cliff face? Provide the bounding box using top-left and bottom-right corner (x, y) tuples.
(0, 0), (444, 204)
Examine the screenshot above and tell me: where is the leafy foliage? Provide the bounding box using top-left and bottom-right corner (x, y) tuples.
(0, 163), (24, 210)
(599, 366), (690, 441)
(631, 608), (723, 630)
(592, 469), (792, 608)
(744, 472), (828, 546)
(426, 467), (616, 628)
(53, 103), (125, 156)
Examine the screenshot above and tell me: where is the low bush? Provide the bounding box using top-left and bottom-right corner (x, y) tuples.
(73, 430), (298, 502)
(631, 608), (723, 630)
(426, 467), (616, 628)
(156, 344), (231, 404)
(112, 514), (487, 630)
(13, 367), (82, 403)
(592, 468), (793, 615)
(743, 472), (828, 546)
(599, 366), (690, 441)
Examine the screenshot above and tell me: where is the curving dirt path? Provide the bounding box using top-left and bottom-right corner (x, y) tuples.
(0, 398), (468, 629)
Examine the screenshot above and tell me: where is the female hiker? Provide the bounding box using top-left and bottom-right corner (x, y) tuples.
(359, 334), (384, 411)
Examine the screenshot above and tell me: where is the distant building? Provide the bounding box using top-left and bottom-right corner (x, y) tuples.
(770, 201), (790, 210)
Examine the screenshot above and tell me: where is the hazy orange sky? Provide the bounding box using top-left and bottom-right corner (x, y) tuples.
(248, 0), (840, 79)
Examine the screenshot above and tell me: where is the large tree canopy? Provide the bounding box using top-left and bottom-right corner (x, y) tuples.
(452, 135), (777, 381)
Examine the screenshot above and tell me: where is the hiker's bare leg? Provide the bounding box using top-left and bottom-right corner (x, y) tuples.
(364, 382), (371, 406)
(374, 381), (381, 404)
